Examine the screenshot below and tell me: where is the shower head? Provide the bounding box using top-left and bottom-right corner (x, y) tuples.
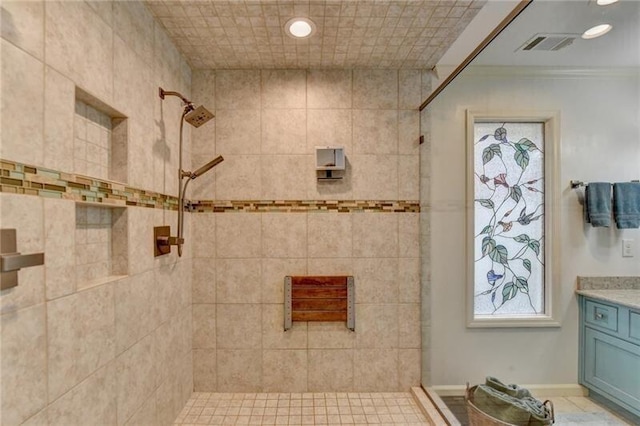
(185, 105), (214, 128)
(190, 155), (224, 179)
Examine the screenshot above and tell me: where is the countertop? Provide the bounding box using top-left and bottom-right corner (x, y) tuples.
(576, 289), (640, 310)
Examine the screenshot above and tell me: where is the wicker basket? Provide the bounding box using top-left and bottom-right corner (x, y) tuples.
(465, 384), (554, 426)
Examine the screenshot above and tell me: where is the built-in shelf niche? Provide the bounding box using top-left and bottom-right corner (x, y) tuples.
(75, 204), (128, 289)
(74, 87), (128, 183)
(316, 146), (345, 180)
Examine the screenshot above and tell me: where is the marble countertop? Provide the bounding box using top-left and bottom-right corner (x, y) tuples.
(576, 289), (640, 310)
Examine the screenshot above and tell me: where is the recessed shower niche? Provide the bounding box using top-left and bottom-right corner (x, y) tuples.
(74, 88), (128, 183)
(75, 204), (128, 290)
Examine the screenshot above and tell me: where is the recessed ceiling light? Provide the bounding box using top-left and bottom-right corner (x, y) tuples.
(581, 23), (613, 39)
(596, 0), (619, 5)
(285, 17), (316, 38)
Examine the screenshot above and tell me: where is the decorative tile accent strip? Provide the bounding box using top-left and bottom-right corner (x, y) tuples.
(189, 200), (420, 213)
(0, 159), (420, 213)
(577, 276), (640, 290)
(0, 158), (180, 210)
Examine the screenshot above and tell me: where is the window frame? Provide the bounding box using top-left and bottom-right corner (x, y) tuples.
(466, 110), (561, 328)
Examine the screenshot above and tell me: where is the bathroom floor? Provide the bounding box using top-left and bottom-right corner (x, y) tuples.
(173, 392), (430, 425)
(441, 395), (634, 425)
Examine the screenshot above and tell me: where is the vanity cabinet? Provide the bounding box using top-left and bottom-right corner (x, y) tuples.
(579, 296), (640, 418)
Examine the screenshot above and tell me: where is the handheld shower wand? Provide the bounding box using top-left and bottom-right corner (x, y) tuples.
(156, 88), (222, 257)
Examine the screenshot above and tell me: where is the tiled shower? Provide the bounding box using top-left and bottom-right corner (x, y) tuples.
(1, 1), (427, 425)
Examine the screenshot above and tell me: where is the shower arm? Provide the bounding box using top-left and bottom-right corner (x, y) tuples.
(158, 87), (192, 107)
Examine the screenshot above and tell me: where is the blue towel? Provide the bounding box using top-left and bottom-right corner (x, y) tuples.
(613, 182), (640, 229)
(585, 182), (612, 227)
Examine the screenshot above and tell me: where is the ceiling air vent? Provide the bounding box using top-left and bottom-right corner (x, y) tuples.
(517, 33), (578, 52)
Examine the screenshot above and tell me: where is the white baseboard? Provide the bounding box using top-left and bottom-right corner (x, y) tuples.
(431, 384), (588, 398)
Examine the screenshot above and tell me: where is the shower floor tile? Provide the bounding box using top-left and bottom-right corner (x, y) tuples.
(173, 392), (431, 425)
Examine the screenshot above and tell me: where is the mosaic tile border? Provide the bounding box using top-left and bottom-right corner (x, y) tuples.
(190, 200), (419, 213)
(0, 159), (420, 213)
(0, 159), (180, 209)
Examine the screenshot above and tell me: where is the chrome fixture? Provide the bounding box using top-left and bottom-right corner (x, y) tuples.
(1, 229), (45, 290)
(157, 88), (223, 257)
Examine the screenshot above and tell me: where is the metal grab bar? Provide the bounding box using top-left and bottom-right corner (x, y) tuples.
(0, 229), (45, 290)
(1, 252), (45, 273)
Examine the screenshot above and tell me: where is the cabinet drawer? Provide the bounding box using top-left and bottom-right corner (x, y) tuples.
(630, 310), (640, 343)
(585, 300), (618, 333)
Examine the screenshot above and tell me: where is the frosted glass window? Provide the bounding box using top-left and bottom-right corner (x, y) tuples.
(472, 122), (545, 317)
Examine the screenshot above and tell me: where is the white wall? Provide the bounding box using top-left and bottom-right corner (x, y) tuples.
(425, 68), (640, 386)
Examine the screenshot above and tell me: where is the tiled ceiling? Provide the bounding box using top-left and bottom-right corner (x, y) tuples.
(145, 0), (486, 70)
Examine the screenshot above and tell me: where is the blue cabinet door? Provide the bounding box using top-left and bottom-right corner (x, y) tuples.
(583, 327), (640, 417)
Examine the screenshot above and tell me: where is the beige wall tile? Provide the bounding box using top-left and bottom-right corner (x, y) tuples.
(127, 206), (157, 275)
(263, 304), (307, 349)
(261, 109), (306, 154)
(216, 109), (261, 155)
(113, 35), (154, 124)
(308, 322), (355, 349)
(20, 408), (48, 426)
(351, 154), (398, 200)
(352, 213), (398, 258)
(307, 258), (353, 277)
(0, 304), (47, 425)
(399, 213), (420, 258)
(261, 155), (310, 200)
(307, 109), (352, 151)
(355, 304), (398, 349)
(217, 350), (262, 392)
(115, 272), (157, 354)
(0, 39), (44, 166)
(124, 389), (157, 426)
(0, 0), (44, 59)
(156, 261), (187, 324)
(262, 70), (306, 109)
(216, 213), (262, 258)
(353, 258), (398, 304)
(48, 284), (115, 401)
(353, 70), (398, 109)
(191, 212), (215, 258)
(116, 333), (157, 425)
(262, 350), (307, 392)
(399, 304), (421, 349)
(44, 199), (75, 298)
(399, 70), (422, 110)
(215, 155), (262, 200)
(308, 349), (354, 391)
(45, 1), (113, 102)
(193, 349), (217, 391)
(216, 258), (262, 303)
(262, 213), (307, 258)
(216, 70), (261, 110)
(193, 257), (216, 304)
(398, 258), (421, 303)
(113, 1), (154, 67)
(262, 258), (307, 303)
(48, 363), (117, 426)
(193, 304), (216, 349)
(192, 70), (216, 113)
(398, 110), (420, 155)
(353, 110), (398, 155)
(216, 304), (261, 349)
(354, 349), (398, 391)
(0, 194), (44, 314)
(399, 155), (420, 200)
(398, 349), (421, 390)
(44, 66), (75, 172)
(307, 70), (352, 109)
(308, 213), (352, 258)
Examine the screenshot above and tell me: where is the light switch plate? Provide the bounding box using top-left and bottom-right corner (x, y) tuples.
(622, 239), (634, 257)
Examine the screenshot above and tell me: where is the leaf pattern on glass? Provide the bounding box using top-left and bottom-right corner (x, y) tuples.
(474, 123), (544, 316)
